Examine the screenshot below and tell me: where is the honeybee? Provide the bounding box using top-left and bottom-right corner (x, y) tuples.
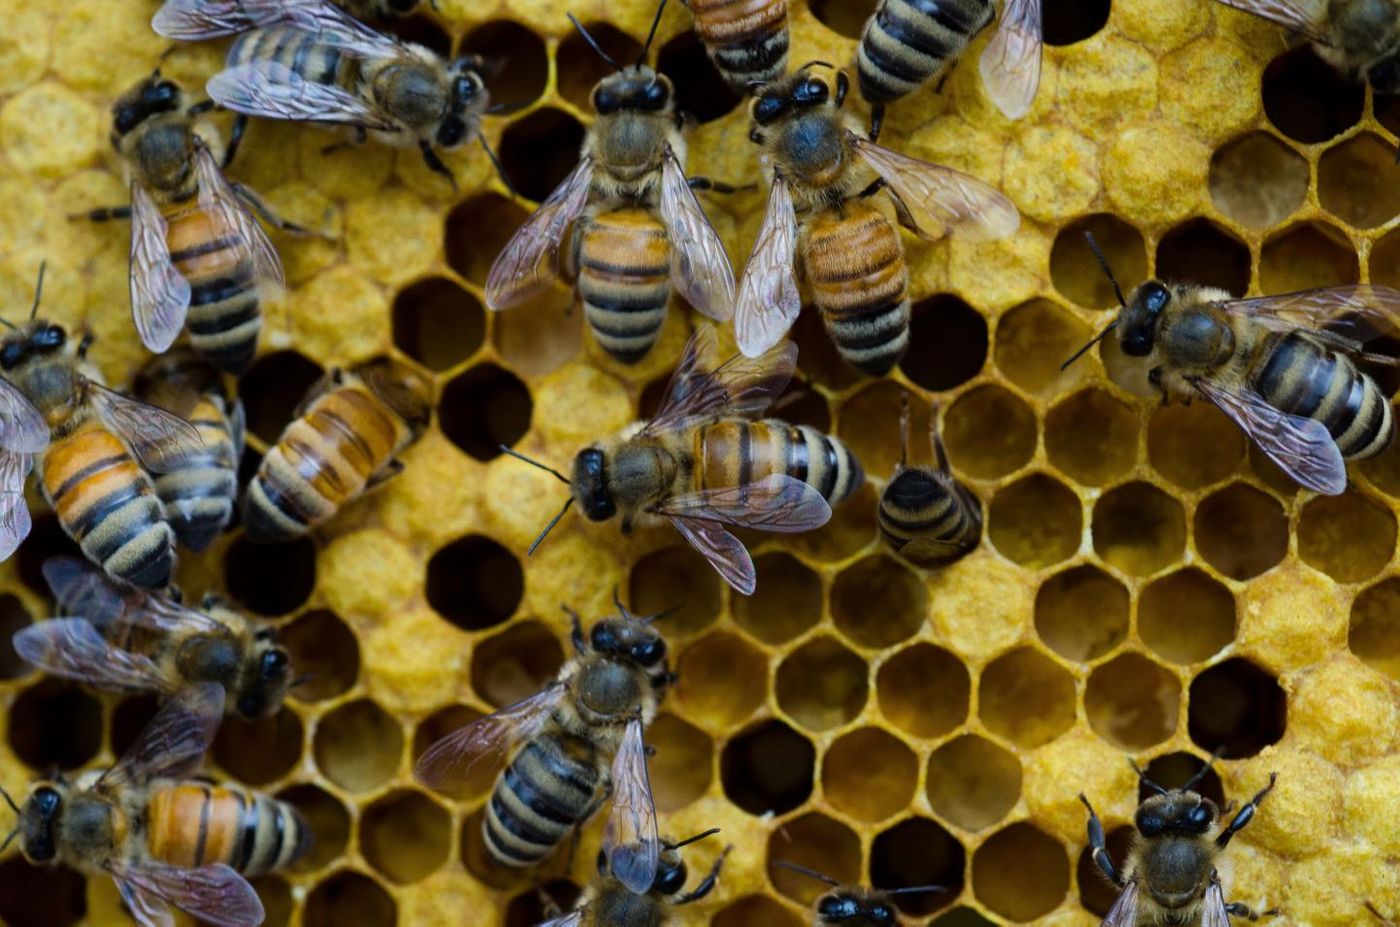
(14, 555), (295, 720)
(1061, 236), (1400, 496)
(154, 0), (430, 38)
(775, 860), (945, 925)
(735, 65), (1018, 375)
(878, 396), (981, 566)
(416, 599), (674, 893)
(133, 349), (245, 552)
(500, 325), (861, 595)
(2, 683), (307, 927)
(0, 266), (202, 589)
(243, 357), (432, 543)
(1080, 756), (1277, 926)
(684, 0), (789, 94)
(485, 4), (735, 365)
(537, 829), (730, 926)
(1213, 1), (1400, 93)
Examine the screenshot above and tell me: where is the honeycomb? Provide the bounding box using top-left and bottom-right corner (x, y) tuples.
(0, 0), (1398, 923)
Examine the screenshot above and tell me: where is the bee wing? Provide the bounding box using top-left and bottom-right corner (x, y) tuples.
(978, 0), (1042, 118)
(660, 146), (735, 322)
(659, 473), (833, 533)
(643, 326), (799, 437)
(1221, 285), (1400, 354)
(1200, 882), (1232, 927)
(669, 514), (756, 595)
(603, 718), (660, 895)
(414, 682), (567, 791)
(40, 555), (221, 636)
(208, 59), (399, 130)
(850, 135), (1020, 242)
(1101, 881), (1140, 927)
(154, 0), (377, 42)
(193, 142), (283, 285)
(733, 173), (800, 358)
(537, 914), (585, 927)
(1212, 0), (1331, 43)
(131, 182), (193, 354)
(111, 862), (264, 927)
(99, 681), (224, 790)
(485, 157), (594, 311)
(0, 451), (32, 562)
(1192, 376), (1347, 495)
(13, 618), (173, 694)
(88, 382), (206, 474)
(0, 377), (49, 455)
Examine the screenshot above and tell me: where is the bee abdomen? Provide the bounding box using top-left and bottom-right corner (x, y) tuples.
(148, 785), (309, 877)
(578, 209), (672, 365)
(154, 397), (240, 551)
(166, 208), (263, 374)
(1254, 333), (1395, 460)
(228, 26), (350, 88)
(857, 0), (993, 104)
(697, 419), (864, 507)
(805, 204), (910, 376)
(484, 737), (600, 868)
(879, 468), (980, 564)
(691, 0), (790, 89)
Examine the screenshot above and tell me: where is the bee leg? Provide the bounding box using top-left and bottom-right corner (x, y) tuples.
(869, 104), (885, 143)
(1078, 794), (1126, 888)
(673, 844), (733, 905)
(748, 127), (766, 145)
(1216, 773), (1278, 849)
(74, 206), (132, 223)
(566, 606), (586, 653)
(856, 177), (888, 199)
(1225, 902), (1278, 920)
(419, 140), (459, 193)
(76, 332), (95, 360)
(222, 114), (249, 169)
(230, 182), (314, 236)
(687, 177), (754, 195)
(364, 458), (405, 490)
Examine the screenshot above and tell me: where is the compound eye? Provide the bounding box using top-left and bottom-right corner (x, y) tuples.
(261, 649), (289, 679)
(593, 88), (619, 115)
(590, 623), (620, 653)
(436, 117), (467, 148)
(1135, 810), (1165, 837)
(1142, 281), (1171, 315)
(1188, 804), (1212, 829)
(39, 325), (65, 349)
(797, 78), (828, 103)
(113, 106), (141, 134)
(753, 96), (784, 125)
(643, 81), (668, 109)
(1, 343), (24, 370)
(630, 638), (665, 666)
(653, 861), (686, 895)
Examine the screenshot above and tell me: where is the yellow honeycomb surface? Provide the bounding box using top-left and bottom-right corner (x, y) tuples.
(0, 0), (1397, 924)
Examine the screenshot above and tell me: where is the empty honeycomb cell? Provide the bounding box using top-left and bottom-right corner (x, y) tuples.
(980, 648), (1077, 749)
(439, 363), (532, 461)
(213, 707), (304, 786)
(1194, 483), (1288, 581)
(732, 552), (823, 645)
(869, 817), (965, 917)
(14, 514), (81, 596)
(498, 108), (588, 202)
(110, 693), (160, 759)
(721, 719), (815, 815)
(1050, 215), (1147, 310)
(837, 380), (911, 481)
(629, 544), (724, 637)
(809, 0), (876, 38)
(658, 31), (744, 123)
(823, 727), (918, 823)
(426, 533), (523, 631)
(773, 379), (834, 432)
(1091, 482), (1187, 577)
(278, 783), (352, 873)
(877, 643), (970, 739)
(238, 350), (326, 445)
(677, 631), (769, 729)
(380, 13), (451, 55)
(390, 277), (485, 372)
(931, 907), (998, 926)
(8, 679), (101, 770)
(900, 295), (989, 391)
(444, 193), (531, 287)
(831, 554), (926, 649)
(971, 822), (1070, 921)
(360, 789), (451, 884)
(1140, 751), (1226, 806)
(943, 385), (1037, 480)
(280, 609), (361, 703)
(1187, 658), (1286, 758)
(1146, 402), (1245, 489)
(1208, 131), (1309, 229)
(0, 857), (85, 927)
(925, 734), (1022, 832)
(1262, 47), (1365, 144)
(1076, 822), (1133, 917)
(1034, 565), (1129, 662)
(993, 299), (1094, 398)
(557, 21), (642, 110)
(1155, 218), (1251, 296)
(1351, 578), (1400, 679)
(460, 21), (549, 108)
(0, 594), (31, 679)
(470, 620), (564, 707)
(506, 880), (583, 927)
(776, 636), (869, 732)
(1045, 388), (1139, 487)
(648, 713), (713, 811)
(224, 536), (316, 616)
(714, 895), (805, 927)
(1042, 0), (1110, 45)
(304, 870), (396, 927)
(987, 474), (1083, 568)
(1318, 133), (1400, 228)
(1084, 652), (1181, 750)
(1138, 568), (1237, 664)
(314, 698), (404, 792)
(1297, 491), (1397, 584)
(1259, 222), (1360, 294)
(767, 812), (862, 905)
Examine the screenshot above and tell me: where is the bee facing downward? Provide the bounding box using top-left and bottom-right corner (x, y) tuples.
(775, 860), (945, 925)
(1214, 0), (1400, 93)
(154, 0), (432, 38)
(878, 396), (981, 566)
(683, 0), (790, 94)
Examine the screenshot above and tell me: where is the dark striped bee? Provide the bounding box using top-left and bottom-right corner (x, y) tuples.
(416, 599), (673, 894)
(243, 358), (432, 543)
(485, 4), (735, 365)
(537, 829), (730, 926)
(1080, 756), (1277, 926)
(154, 0), (432, 37)
(1213, 0), (1400, 93)
(0, 266), (202, 589)
(775, 860), (945, 925)
(735, 65), (1018, 376)
(1, 683), (307, 927)
(133, 350), (245, 552)
(878, 396), (980, 566)
(501, 324), (861, 595)
(684, 0), (789, 94)
(1062, 236), (1400, 495)
(14, 555), (294, 720)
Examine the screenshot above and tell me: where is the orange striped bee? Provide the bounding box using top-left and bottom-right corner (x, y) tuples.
(242, 358), (432, 542)
(684, 0), (790, 94)
(878, 396), (981, 565)
(1, 683), (306, 927)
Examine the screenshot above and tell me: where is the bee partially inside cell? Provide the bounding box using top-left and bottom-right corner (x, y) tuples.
(878, 395), (982, 566)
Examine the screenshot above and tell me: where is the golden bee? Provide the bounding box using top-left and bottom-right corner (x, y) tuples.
(243, 357), (432, 543)
(486, 3), (735, 365)
(2, 683), (307, 927)
(683, 0), (789, 94)
(736, 65), (1018, 377)
(878, 396), (981, 566)
(775, 861), (945, 925)
(1062, 235), (1400, 495)
(1080, 757), (1277, 926)
(416, 599), (673, 893)
(154, 0), (431, 36)
(1214, 0), (1400, 93)
(14, 555), (295, 720)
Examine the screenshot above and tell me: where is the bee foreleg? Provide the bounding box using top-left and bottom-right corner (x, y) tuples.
(566, 606), (586, 653)
(687, 177), (753, 195)
(230, 182), (313, 236)
(869, 104), (885, 143)
(673, 844), (733, 905)
(364, 458), (404, 490)
(749, 127), (767, 145)
(1225, 901), (1278, 921)
(418, 140), (458, 193)
(1216, 773), (1277, 848)
(75, 206), (132, 223)
(223, 114), (249, 169)
(1078, 793), (1126, 887)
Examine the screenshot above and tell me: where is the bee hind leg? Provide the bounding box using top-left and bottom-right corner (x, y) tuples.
(1216, 773), (1278, 849)
(674, 844), (733, 905)
(687, 177), (754, 195)
(231, 182), (315, 237)
(418, 140), (459, 193)
(1225, 902), (1278, 921)
(1078, 794), (1126, 887)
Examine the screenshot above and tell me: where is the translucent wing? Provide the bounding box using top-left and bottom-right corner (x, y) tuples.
(669, 515), (755, 595)
(643, 326), (799, 437)
(88, 383), (205, 474)
(154, 0), (380, 41)
(0, 378), (50, 455)
(979, 0), (1042, 118)
(130, 182), (192, 354)
(414, 682), (567, 791)
(208, 60), (399, 129)
(1213, 0), (1330, 43)
(603, 718), (660, 894)
(0, 451), (32, 562)
(1200, 882), (1232, 927)
(1101, 881), (1139, 927)
(657, 473), (833, 533)
(43, 558), (225, 636)
(194, 143), (283, 285)
(117, 879), (175, 927)
(485, 158), (594, 311)
(13, 618), (173, 693)
(98, 681), (224, 790)
(660, 146), (734, 322)
(1192, 376), (1347, 495)
(111, 862), (264, 927)
(537, 914), (584, 927)
(1221, 285), (1400, 351)
(734, 173), (800, 358)
(851, 135), (1020, 242)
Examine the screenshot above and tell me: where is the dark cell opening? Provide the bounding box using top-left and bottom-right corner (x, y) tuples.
(303, 871), (397, 927)
(110, 693), (161, 759)
(16, 514), (82, 597)
(557, 21), (643, 110)
(0, 594), (33, 679)
(378, 13), (451, 55)
(444, 192), (533, 287)
(460, 20), (551, 108)
(1139, 750), (1226, 807)
(0, 857), (86, 927)
(1155, 219), (1251, 297)
(238, 351), (325, 446)
(720, 719), (815, 815)
(427, 534), (523, 631)
(439, 363), (532, 460)
(658, 30), (744, 123)
(900, 295), (989, 391)
(869, 817), (965, 917)
(9, 679), (102, 770)
(213, 707), (304, 785)
(1262, 46), (1365, 144)
(1187, 658), (1287, 758)
(1042, 0), (1111, 46)
(498, 108), (588, 202)
(506, 880), (583, 927)
(225, 535), (317, 615)
(810, 0), (878, 38)
(471, 621), (565, 708)
(280, 609), (361, 702)
(392, 277), (485, 372)
(1077, 823), (1134, 917)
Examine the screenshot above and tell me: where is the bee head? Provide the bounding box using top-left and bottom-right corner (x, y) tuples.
(1135, 790), (1218, 837)
(750, 64), (841, 126)
(650, 846), (688, 896)
(592, 67), (674, 116)
(437, 64), (486, 149)
(589, 615), (667, 668)
(0, 263), (63, 371)
(571, 447), (616, 522)
(237, 641), (293, 720)
(817, 890), (898, 925)
(113, 72), (184, 137)
(16, 783), (64, 864)
(1120, 281), (1171, 357)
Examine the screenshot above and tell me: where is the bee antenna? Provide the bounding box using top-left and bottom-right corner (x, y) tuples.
(0, 787), (18, 815)
(1130, 759), (1168, 796)
(566, 13), (622, 71)
(612, 586), (634, 621)
(527, 497), (574, 556)
(0, 827), (16, 854)
(499, 445), (572, 486)
(289, 673), (316, 689)
(1059, 320), (1118, 372)
(29, 261), (47, 322)
(1084, 231), (1126, 308)
(885, 883), (946, 896)
(1182, 745), (1226, 792)
(638, 0), (669, 66)
(642, 603), (681, 626)
(773, 860), (841, 887)
(666, 826), (720, 850)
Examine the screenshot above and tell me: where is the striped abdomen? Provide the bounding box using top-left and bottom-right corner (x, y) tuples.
(879, 468), (981, 565)
(164, 204), (261, 373)
(227, 26), (358, 94)
(578, 209), (672, 364)
(151, 393), (240, 551)
(804, 203), (910, 376)
(689, 0), (790, 91)
(692, 418), (864, 506)
(484, 734), (601, 868)
(41, 423), (174, 589)
(857, 0), (993, 105)
(1251, 331), (1395, 460)
(147, 784), (308, 877)
(244, 382), (405, 542)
